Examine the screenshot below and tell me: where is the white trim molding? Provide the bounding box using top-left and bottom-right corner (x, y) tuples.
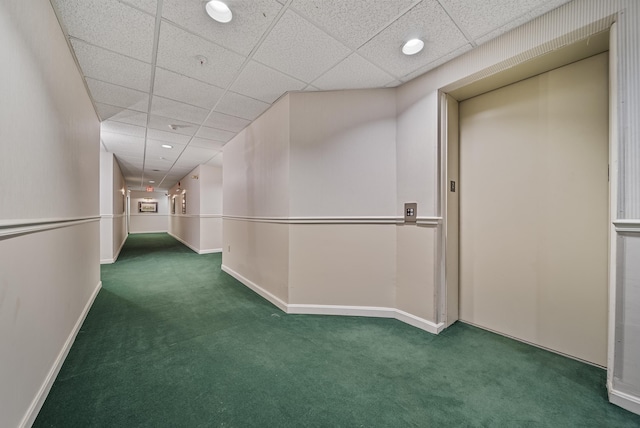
(289, 304), (445, 334)
(100, 233), (128, 264)
(223, 215), (442, 225)
(0, 216), (100, 239)
(199, 248), (222, 254)
(222, 265), (444, 335)
(168, 232), (221, 255)
(221, 264), (288, 312)
(613, 220), (640, 233)
(416, 217), (442, 226)
(20, 281), (102, 428)
(609, 385), (640, 416)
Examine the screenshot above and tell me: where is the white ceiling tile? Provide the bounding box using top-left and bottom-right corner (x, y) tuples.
(303, 85), (320, 91)
(473, 0), (572, 46)
(100, 121), (146, 137)
(86, 78), (149, 112)
(150, 96), (209, 124)
(101, 131), (145, 148)
(144, 158), (176, 169)
(357, 0), (469, 78)
(312, 53), (396, 90)
(116, 156), (144, 168)
(195, 127), (235, 142)
(215, 92), (270, 121)
(190, 138), (225, 151)
(231, 60), (306, 103)
(95, 103), (148, 126)
(161, 0), (283, 55)
(156, 22), (246, 88)
(52, 0), (155, 61)
(148, 115), (198, 136)
(70, 38), (151, 91)
(290, 0), (418, 48)
(439, 0), (564, 41)
(153, 68), (225, 109)
(401, 43), (473, 81)
(145, 141), (184, 161)
(146, 128), (192, 144)
(253, 10), (351, 82)
(203, 111), (250, 133)
(103, 142), (144, 158)
(121, 0), (158, 15)
(146, 138), (186, 151)
(178, 145), (219, 162)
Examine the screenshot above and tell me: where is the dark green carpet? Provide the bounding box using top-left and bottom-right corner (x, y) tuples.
(34, 233), (640, 427)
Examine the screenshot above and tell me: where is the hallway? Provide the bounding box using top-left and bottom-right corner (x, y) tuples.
(33, 234), (640, 427)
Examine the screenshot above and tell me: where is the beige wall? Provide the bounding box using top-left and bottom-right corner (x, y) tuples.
(100, 152), (127, 263)
(129, 190), (168, 233)
(395, 225), (437, 321)
(289, 224), (396, 307)
(289, 90), (397, 217)
(168, 164), (222, 253)
(0, 1), (101, 426)
(223, 96), (290, 302)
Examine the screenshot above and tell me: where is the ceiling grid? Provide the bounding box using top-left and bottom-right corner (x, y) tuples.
(49, 0), (571, 191)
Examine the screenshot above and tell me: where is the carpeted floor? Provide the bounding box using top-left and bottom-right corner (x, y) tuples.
(34, 233), (640, 427)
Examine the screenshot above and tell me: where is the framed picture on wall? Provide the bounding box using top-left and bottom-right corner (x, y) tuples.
(181, 193), (187, 214)
(171, 196), (176, 214)
(138, 201), (158, 213)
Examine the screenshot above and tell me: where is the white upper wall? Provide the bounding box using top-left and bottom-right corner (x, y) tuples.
(289, 90), (397, 218)
(0, 1), (99, 221)
(223, 95), (290, 218)
(199, 164), (222, 215)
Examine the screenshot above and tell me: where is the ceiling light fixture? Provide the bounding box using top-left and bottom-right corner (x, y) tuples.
(161, 144), (173, 149)
(205, 1), (232, 23)
(402, 38), (424, 55)
(149, 180), (155, 183)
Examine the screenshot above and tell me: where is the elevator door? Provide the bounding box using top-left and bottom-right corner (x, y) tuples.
(458, 53), (609, 366)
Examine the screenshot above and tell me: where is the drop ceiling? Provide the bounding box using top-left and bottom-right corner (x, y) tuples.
(50, 0), (570, 191)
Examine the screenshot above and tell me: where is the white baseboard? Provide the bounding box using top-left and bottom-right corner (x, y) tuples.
(168, 232), (199, 254)
(222, 265), (444, 335)
(395, 309), (445, 334)
(287, 304), (396, 318)
(129, 230), (167, 234)
(198, 248), (222, 254)
(221, 264), (288, 312)
(288, 305), (444, 334)
(100, 234), (128, 264)
(113, 234), (127, 262)
(609, 384), (640, 416)
(20, 281), (102, 428)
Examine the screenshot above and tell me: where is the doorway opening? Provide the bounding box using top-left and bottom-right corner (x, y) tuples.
(441, 30), (612, 367)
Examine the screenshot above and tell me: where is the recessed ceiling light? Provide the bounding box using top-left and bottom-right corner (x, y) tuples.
(149, 180), (155, 183)
(402, 38), (424, 55)
(161, 144), (173, 149)
(205, 1), (232, 23)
